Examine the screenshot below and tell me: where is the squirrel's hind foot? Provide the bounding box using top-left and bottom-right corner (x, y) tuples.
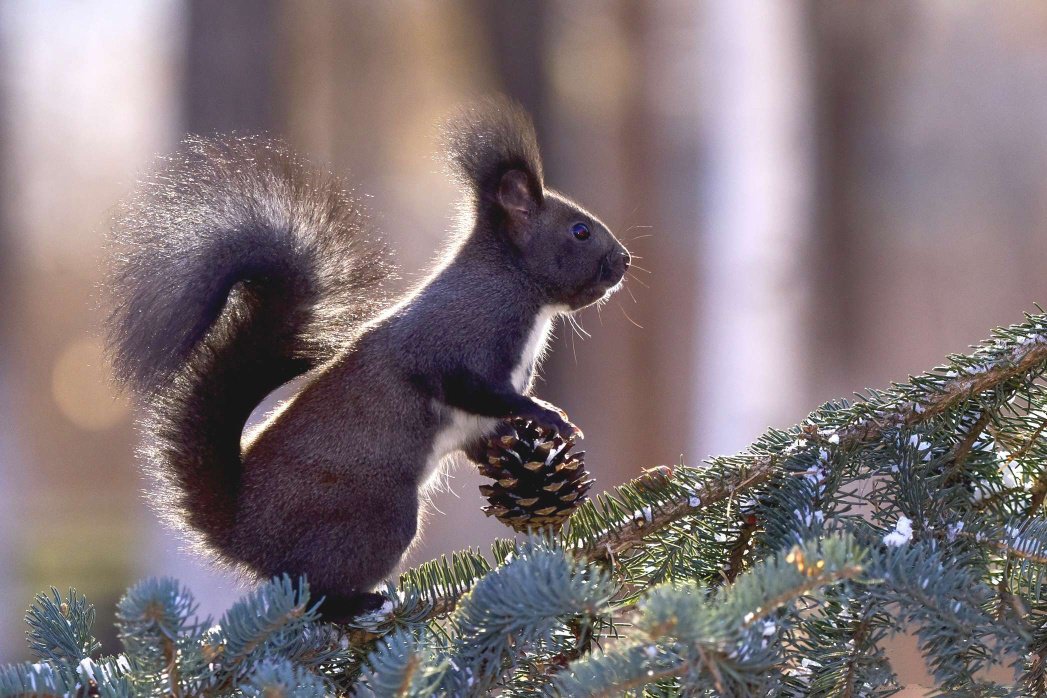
(317, 591), (389, 624)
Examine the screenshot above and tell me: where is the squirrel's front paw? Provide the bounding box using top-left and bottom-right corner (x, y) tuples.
(520, 400), (583, 439)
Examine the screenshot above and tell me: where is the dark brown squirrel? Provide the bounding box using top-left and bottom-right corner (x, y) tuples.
(105, 97), (630, 621)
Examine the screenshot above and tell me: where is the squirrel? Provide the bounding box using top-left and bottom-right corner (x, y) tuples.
(105, 97), (631, 621)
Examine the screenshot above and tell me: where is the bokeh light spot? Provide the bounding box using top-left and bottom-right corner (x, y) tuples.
(51, 337), (128, 431)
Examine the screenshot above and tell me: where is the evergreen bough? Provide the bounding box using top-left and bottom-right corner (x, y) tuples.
(8, 311), (1047, 695)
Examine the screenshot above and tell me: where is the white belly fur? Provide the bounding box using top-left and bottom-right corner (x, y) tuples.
(510, 305), (563, 392)
(423, 305), (564, 483)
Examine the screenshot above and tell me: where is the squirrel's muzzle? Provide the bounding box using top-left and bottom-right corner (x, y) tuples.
(599, 248), (631, 287)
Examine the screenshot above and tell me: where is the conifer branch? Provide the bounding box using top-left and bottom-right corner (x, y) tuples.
(411, 332), (1047, 623)
(584, 336), (1047, 568)
(7, 315), (1047, 696)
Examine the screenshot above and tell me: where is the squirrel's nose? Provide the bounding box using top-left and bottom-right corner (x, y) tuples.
(600, 248), (630, 284)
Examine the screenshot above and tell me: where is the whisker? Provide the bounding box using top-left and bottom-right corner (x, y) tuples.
(628, 262), (652, 274)
(623, 281), (638, 304)
(568, 316), (579, 365)
(626, 271), (650, 289)
(566, 314), (579, 341)
(625, 230), (653, 241)
(577, 315), (592, 338)
(569, 313), (592, 339)
(618, 303), (645, 329)
(426, 491), (449, 514)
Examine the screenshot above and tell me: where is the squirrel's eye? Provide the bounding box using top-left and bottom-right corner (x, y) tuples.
(571, 222), (591, 241)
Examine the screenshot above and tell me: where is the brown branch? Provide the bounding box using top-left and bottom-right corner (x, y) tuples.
(1022, 652), (1047, 697)
(396, 653), (420, 697)
(854, 341), (1047, 436)
(987, 539), (1047, 566)
(205, 606), (308, 696)
(944, 410), (992, 487)
(1020, 417), (1047, 517)
(741, 566), (865, 628)
(583, 348), (1047, 569)
(840, 610), (873, 698)
(972, 485), (1027, 512)
(951, 528), (1047, 566)
(585, 458), (783, 566)
(540, 616), (594, 676)
(720, 515), (759, 586)
(696, 644), (727, 694)
(573, 660), (691, 698)
(163, 635), (181, 698)
(141, 601), (183, 698)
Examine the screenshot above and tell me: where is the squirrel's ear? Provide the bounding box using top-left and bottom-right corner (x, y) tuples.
(498, 170), (536, 217)
(497, 170), (539, 246)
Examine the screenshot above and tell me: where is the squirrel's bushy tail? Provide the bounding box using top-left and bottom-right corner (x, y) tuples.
(106, 136), (390, 551)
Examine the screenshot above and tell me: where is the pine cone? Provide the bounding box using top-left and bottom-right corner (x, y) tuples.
(478, 418), (594, 532)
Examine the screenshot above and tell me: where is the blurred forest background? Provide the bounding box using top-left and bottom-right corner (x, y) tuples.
(3, 1), (1047, 690)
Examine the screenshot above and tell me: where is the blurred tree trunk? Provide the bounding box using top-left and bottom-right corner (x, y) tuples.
(472, 0), (549, 120)
(620, 1), (703, 469)
(0, 0), (189, 657)
(809, 2), (1047, 404)
(537, 0), (653, 490)
(694, 0), (814, 456)
(807, 2), (909, 404)
(185, 0), (279, 134)
(0, 21), (21, 658)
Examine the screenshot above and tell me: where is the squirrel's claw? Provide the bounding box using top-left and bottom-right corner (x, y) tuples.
(525, 403), (581, 440)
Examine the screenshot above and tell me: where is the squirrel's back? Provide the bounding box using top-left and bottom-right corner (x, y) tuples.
(106, 136), (391, 551)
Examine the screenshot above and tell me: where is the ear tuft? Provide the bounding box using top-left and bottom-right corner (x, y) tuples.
(442, 96), (544, 204)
